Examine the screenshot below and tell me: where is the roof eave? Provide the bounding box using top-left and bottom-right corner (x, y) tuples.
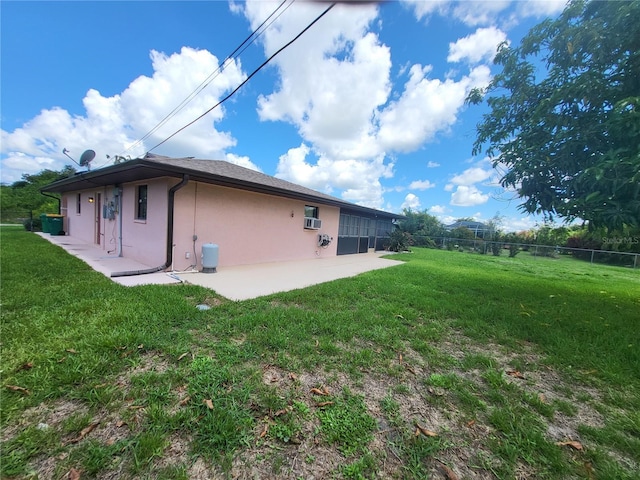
(41, 159), (403, 220)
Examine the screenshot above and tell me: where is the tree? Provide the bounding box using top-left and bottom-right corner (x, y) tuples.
(467, 0), (640, 231)
(399, 209), (446, 245)
(0, 167), (76, 223)
(485, 214), (504, 256)
(449, 226), (475, 241)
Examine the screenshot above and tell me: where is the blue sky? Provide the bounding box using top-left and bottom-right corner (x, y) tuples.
(1, 0), (567, 230)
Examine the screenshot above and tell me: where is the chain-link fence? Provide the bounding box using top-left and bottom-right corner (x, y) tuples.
(0, 208), (39, 230)
(412, 236), (639, 269)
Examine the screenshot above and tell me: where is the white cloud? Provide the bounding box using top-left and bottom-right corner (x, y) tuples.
(225, 153), (262, 172)
(450, 185), (489, 206)
(403, 0), (566, 26)
(401, 193), (421, 210)
(444, 162), (495, 207)
(449, 166), (493, 186)
(377, 64), (491, 152)
(241, 0), (493, 209)
(1, 151), (57, 177)
(403, 0), (511, 26)
(501, 215), (538, 232)
(241, 1), (396, 208)
(448, 27), (507, 64)
(118, 47), (244, 156)
(257, 30), (393, 160)
(1, 47), (245, 184)
(427, 161), (440, 168)
(409, 179), (436, 190)
(275, 143), (393, 208)
(440, 215), (458, 225)
(517, 0), (567, 18)
(429, 204), (448, 214)
(275, 144), (328, 189)
(401, 0), (450, 21)
(450, 1), (512, 26)
(248, 1), (386, 145)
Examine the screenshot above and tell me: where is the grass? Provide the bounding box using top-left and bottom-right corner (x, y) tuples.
(316, 387), (377, 456)
(1, 226), (639, 479)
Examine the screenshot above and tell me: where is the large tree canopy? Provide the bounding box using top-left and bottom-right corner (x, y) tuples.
(0, 167), (76, 221)
(467, 0), (640, 230)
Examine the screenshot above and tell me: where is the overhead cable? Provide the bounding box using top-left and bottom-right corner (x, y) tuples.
(118, 0), (294, 158)
(147, 2), (336, 153)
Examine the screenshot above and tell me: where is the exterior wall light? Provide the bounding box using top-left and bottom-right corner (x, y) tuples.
(88, 197), (94, 203)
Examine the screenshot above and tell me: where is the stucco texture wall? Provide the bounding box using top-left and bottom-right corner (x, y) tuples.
(119, 179), (169, 267)
(171, 182), (340, 270)
(62, 191), (98, 244)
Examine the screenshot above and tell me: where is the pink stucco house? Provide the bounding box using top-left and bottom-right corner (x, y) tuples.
(41, 154), (401, 274)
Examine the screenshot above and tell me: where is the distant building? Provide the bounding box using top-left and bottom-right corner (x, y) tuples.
(444, 220), (491, 239)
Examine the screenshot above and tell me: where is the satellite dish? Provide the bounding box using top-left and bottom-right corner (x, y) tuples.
(79, 149), (96, 167)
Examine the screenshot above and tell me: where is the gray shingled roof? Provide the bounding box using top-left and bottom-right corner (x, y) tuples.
(146, 154), (344, 205)
(42, 154), (401, 219)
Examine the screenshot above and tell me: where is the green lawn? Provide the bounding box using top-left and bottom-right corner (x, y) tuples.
(2, 226), (639, 479)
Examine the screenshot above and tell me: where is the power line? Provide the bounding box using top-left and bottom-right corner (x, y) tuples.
(117, 0), (294, 159)
(147, 2), (336, 153)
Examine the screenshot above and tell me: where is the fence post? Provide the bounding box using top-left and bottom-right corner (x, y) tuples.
(590, 250), (595, 265)
(634, 254), (638, 270)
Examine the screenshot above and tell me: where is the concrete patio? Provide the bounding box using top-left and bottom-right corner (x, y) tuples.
(38, 233), (404, 301)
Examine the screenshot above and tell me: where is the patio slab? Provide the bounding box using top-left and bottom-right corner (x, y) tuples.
(38, 233), (404, 300)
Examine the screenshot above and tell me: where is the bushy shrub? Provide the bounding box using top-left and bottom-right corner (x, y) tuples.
(413, 235), (437, 248)
(385, 229), (414, 252)
(567, 235), (600, 260)
(23, 217), (41, 231)
(501, 233), (521, 257)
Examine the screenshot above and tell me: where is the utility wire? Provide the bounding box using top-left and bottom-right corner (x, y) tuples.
(118, 0), (293, 158)
(147, 2), (336, 153)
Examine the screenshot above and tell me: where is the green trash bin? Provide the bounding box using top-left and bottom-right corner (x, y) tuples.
(47, 214), (64, 235)
(40, 213), (50, 233)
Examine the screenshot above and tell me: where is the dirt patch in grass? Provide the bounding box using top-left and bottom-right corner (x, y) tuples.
(228, 331), (613, 479)
(117, 351), (171, 382)
(89, 409), (132, 446)
(231, 438), (348, 479)
(1, 398), (88, 443)
(4, 331), (633, 479)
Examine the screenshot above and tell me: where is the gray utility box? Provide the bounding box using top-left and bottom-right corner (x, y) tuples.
(201, 243), (219, 273)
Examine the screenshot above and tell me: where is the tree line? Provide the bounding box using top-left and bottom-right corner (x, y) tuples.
(390, 209), (640, 264)
(0, 167), (75, 228)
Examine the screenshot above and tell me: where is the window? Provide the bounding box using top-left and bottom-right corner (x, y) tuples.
(376, 219), (393, 237)
(304, 205), (319, 219)
(136, 185), (148, 220)
(76, 193), (81, 214)
(361, 218), (371, 237)
(349, 216), (360, 237)
(339, 213), (350, 236)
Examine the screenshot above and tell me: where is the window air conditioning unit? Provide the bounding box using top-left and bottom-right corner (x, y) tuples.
(304, 217), (322, 230)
